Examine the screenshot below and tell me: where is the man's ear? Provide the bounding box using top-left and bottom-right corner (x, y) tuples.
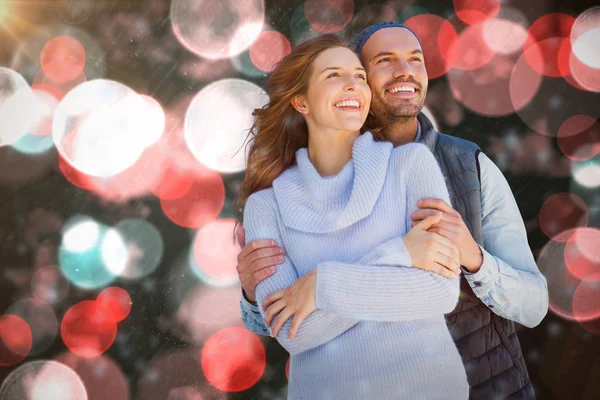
(291, 95), (309, 115)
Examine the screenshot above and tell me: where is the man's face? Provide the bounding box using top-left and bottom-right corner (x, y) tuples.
(359, 27), (428, 123)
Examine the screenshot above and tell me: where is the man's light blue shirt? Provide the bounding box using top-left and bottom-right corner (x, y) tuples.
(241, 123), (548, 335)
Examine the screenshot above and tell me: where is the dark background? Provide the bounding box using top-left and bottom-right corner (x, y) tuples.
(1, 0), (599, 399)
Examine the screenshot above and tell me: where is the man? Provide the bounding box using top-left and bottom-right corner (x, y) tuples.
(236, 22), (548, 399)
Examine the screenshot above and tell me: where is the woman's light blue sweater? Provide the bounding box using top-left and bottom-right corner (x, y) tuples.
(243, 132), (469, 400)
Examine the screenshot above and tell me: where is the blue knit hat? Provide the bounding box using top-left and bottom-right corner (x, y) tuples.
(348, 21), (421, 54)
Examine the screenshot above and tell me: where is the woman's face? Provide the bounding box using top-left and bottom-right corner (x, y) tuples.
(296, 46), (371, 135)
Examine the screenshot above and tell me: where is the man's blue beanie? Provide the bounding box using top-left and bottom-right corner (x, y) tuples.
(348, 21), (422, 54)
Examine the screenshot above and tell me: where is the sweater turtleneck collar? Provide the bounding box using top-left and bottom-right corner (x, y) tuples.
(272, 132), (393, 233)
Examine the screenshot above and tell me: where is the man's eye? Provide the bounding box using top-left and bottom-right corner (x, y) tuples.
(376, 57), (391, 64)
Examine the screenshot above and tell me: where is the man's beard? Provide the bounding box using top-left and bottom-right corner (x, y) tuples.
(370, 88), (425, 125)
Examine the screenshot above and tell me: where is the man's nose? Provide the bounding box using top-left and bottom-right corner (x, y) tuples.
(392, 59), (412, 79)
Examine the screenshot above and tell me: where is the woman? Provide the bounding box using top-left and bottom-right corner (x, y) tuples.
(237, 35), (468, 399)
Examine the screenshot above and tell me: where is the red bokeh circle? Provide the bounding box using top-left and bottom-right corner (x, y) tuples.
(564, 228), (600, 280)
(538, 193), (588, 241)
(40, 35), (87, 84)
(0, 314), (32, 366)
(97, 287), (132, 323)
(160, 166), (225, 229)
(572, 273), (600, 322)
(557, 115), (600, 161)
(61, 301), (117, 358)
(453, 0), (500, 25)
(201, 327), (266, 392)
(249, 30), (291, 73)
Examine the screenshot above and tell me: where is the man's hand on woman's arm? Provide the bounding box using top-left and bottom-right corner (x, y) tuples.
(236, 225), (285, 303)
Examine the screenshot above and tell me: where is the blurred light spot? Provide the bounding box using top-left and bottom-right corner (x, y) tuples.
(61, 301), (117, 358)
(62, 217), (99, 252)
(192, 219), (241, 286)
(52, 79), (148, 178)
(10, 132), (54, 154)
(572, 273), (600, 322)
(397, 6), (430, 23)
(0, 360), (86, 400)
(572, 28), (600, 69)
(537, 229), (582, 321)
(9, 89), (56, 153)
(29, 88), (58, 137)
(32, 265), (70, 305)
(449, 22), (494, 71)
(101, 228), (129, 276)
(571, 7), (600, 68)
(167, 386), (204, 400)
(290, 4), (320, 45)
(149, 162), (194, 200)
(110, 219), (164, 280)
(177, 285), (244, 343)
(160, 166), (225, 229)
(0, 67), (41, 146)
(569, 43), (600, 92)
(249, 30), (291, 73)
(525, 13), (575, 77)
(97, 287), (132, 323)
(572, 157), (600, 188)
(482, 18), (529, 55)
(184, 78), (268, 173)
(40, 36), (86, 84)
(59, 216), (120, 289)
(55, 352), (130, 400)
(453, 0), (500, 25)
(11, 24), (105, 84)
(57, 0), (94, 25)
(565, 228), (600, 280)
(449, 48), (541, 117)
(557, 115), (600, 161)
(538, 193), (588, 241)
(404, 14), (459, 79)
(0, 314), (32, 366)
(6, 299), (58, 356)
(201, 327), (266, 392)
(170, 0), (264, 60)
(304, 0), (354, 33)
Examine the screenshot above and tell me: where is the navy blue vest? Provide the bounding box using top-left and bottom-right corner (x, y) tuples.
(418, 113), (534, 399)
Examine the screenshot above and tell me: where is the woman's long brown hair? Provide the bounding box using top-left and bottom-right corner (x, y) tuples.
(235, 34), (351, 226)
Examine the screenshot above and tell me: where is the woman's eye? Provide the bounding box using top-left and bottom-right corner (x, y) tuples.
(327, 72), (340, 78)
(356, 74), (366, 80)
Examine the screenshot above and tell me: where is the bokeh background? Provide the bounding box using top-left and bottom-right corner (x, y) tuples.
(0, 0), (599, 399)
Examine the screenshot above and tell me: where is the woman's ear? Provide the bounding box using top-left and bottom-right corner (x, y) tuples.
(291, 95), (309, 115)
